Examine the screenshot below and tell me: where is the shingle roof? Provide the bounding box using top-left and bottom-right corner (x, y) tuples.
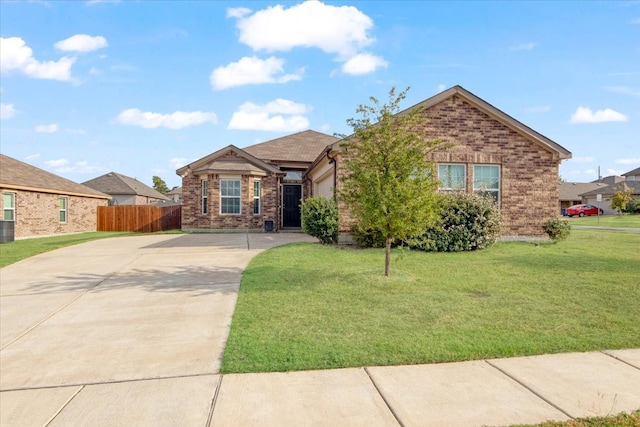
(177, 145), (283, 177)
(559, 182), (608, 201)
(82, 172), (169, 200)
(242, 130), (339, 163)
(581, 181), (640, 197)
(0, 154), (110, 199)
(622, 166), (640, 177)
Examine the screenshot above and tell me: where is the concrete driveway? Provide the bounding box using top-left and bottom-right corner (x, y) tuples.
(0, 233), (315, 426)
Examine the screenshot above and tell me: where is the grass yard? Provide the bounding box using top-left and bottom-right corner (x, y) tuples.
(514, 410), (639, 427)
(0, 231), (182, 268)
(566, 214), (640, 228)
(222, 229), (640, 374)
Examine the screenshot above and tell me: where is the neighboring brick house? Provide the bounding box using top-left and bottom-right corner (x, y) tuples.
(0, 154), (110, 239)
(177, 130), (339, 232)
(83, 172), (169, 205)
(306, 85), (572, 238)
(580, 166), (640, 212)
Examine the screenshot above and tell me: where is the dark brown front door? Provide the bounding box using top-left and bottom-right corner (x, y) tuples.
(283, 185), (302, 228)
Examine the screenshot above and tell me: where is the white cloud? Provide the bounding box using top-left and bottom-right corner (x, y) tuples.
(0, 103), (16, 119)
(228, 99), (310, 132)
(116, 109), (217, 129)
(605, 86), (640, 97)
(605, 168), (625, 176)
(86, 0), (121, 5)
(55, 34), (108, 53)
(569, 156), (596, 163)
(436, 84), (446, 92)
(170, 157), (188, 169)
(570, 107), (628, 123)
(227, 7), (251, 18)
(54, 160), (107, 174)
(26, 153), (40, 161)
(232, 2), (374, 57)
(616, 158), (640, 165)
(0, 37), (75, 81)
(45, 158), (69, 167)
(511, 42), (536, 51)
(228, 1), (385, 75)
(210, 56), (302, 90)
(35, 123), (58, 133)
(632, 18), (640, 24)
(342, 53), (388, 75)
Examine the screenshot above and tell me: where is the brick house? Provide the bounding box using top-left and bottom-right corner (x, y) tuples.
(305, 85), (572, 238)
(0, 154), (110, 239)
(579, 166), (640, 213)
(177, 130), (339, 232)
(83, 172), (169, 205)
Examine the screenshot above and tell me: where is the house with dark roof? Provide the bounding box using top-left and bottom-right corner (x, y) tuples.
(0, 154), (111, 240)
(579, 166), (640, 213)
(306, 85), (572, 238)
(177, 87), (571, 237)
(83, 172), (169, 206)
(559, 181), (611, 212)
(177, 130), (338, 231)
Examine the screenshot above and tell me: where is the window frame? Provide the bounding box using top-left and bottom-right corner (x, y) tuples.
(473, 164), (501, 206)
(3, 192), (15, 221)
(59, 196), (68, 223)
(201, 180), (208, 214)
(438, 163), (467, 191)
(253, 179), (261, 215)
(220, 178), (241, 215)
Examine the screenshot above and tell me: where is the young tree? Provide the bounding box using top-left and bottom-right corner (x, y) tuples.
(340, 87), (446, 276)
(610, 189), (633, 214)
(152, 175), (170, 194)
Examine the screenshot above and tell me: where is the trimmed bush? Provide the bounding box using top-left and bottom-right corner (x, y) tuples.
(542, 218), (571, 242)
(414, 192), (501, 252)
(622, 198), (640, 214)
(301, 197), (338, 244)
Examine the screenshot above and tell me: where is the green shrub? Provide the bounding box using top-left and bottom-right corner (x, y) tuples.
(622, 198), (640, 214)
(351, 223), (386, 248)
(414, 192), (501, 252)
(542, 218), (571, 242)
(301, 197), (338, 244)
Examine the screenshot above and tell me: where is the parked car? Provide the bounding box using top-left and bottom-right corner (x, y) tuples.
(564, 204), (603, 217)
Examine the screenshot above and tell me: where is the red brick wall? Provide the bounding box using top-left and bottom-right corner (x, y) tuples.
(334, 95), (560, 237)
(1, 189), (107, 239)
(181, 173), (280, 231)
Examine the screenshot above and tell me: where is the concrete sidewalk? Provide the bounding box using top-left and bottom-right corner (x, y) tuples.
(1, 233), (638, 426)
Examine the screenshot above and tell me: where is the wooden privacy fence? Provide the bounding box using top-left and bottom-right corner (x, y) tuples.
(97, 205), (181, 232)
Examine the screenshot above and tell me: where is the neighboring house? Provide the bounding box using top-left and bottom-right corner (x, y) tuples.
(580, 166), (640, 212)
(306, 85), (572, 238)
(559, 181), (610, 212)
(83, 172), (169, 205)
(177, 130), (339, 231)
(167, 186), (182, 203)
(0, 154), (110, 239)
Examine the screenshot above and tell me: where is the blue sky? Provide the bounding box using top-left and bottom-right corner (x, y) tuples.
(1, 0), (638, 189)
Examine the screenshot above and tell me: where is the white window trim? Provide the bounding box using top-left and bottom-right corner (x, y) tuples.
(59, 197), (68, 223)
(220, 178), (242, 215)
(473, 164), (501, 207)
(3, 192), (15, 221)
(253, 179), (261, 215)
(438, 163), (467, 191)
(201, 180), (208, 215)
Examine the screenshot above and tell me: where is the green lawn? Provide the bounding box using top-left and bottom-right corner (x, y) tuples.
(222, 229), (640, 373)
(0, 231), (181, 268)
(514, 410), (639, 427)
(566, 214), (640, 228)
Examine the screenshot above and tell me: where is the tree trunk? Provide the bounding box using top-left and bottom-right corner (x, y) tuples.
(385, 235), (391, 277)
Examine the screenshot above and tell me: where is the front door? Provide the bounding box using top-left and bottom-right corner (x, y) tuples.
(282, 185), (302, 228)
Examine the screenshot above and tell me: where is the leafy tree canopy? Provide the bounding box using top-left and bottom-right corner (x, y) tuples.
(339, 87), (447, 276)
(152, 175), (170, 194)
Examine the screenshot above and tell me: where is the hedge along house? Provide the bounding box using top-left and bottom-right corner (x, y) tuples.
(0, 153), (111, 239)
(305, 86), (572, 239)
(177, 130), (339, 232)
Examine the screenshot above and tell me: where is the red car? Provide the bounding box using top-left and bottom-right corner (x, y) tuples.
(564, 204), (603, 217)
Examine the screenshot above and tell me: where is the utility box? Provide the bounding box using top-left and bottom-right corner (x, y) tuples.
(264, 219), (274, 232)
(0, 220), (15, 243)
